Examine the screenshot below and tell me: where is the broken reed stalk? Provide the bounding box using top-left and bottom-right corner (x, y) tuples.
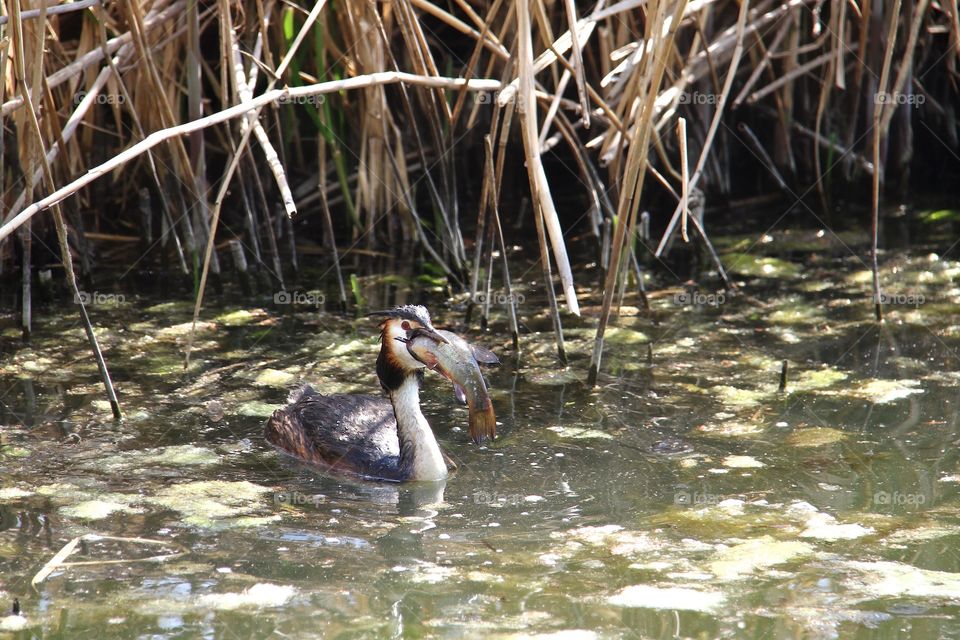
(0, 0), (98, 26)
(515, 0), (580, 317)
(677, 117), (690, 242)
(871, 0), (903, 323)
(467, 120), (499, 326)
(562, 0), (590, 129)
(9, 0), (121, 420)
(184, 122), (256, 368)
(655, 0), (750, 260)
(486, 138), (521, 353)
(318, 136), (348, 313)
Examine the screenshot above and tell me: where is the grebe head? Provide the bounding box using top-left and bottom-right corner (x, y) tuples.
(370, 305), (444, 389)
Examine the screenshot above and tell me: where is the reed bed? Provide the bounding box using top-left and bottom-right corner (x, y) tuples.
(0, 0), (954, 398)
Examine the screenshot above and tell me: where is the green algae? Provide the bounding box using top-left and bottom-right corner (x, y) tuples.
(156, 321), (217, 340)
(86, 445), (221, 472)
(146, 480), (274, 528)
(854, 379), (924, 404)
(708, 536), (813, 580)
(787, 427), (847, 447)
(251, 368), (300, 387)
(547, 425), (614, 440)
(845, 560), (960, 600)
(711, 385), (771, 408)
(0, 487), (33, 500)
(604, 327), (649, 345)
(143, 301), (194, 315)
(195, 583), (297, 610)
(608, 585), (726, 612)
(235, 400), (282, 417)
(722, 455), (765, 468)
(722, 253), (802, 278)
(61, 499), (142, 520)
(792, 367), (849, 391)
(768, 300), (826, 325)
(0, 445), (31, 458)
(213, 308), (270, 327)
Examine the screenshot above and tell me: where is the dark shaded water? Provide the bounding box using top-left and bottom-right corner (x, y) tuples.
(1, 232), (960, 638)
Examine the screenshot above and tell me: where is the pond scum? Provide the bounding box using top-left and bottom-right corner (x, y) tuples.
(0, 0), (958, 396)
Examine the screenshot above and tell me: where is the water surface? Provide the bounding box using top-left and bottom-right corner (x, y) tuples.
(1, 237), (959, 638)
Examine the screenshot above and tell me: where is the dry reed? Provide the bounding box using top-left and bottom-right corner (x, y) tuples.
(0, 0), (951, 396)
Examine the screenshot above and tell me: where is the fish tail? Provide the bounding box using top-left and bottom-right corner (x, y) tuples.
(468, 402), (497, 444)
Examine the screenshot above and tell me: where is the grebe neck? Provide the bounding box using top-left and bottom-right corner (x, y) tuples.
(390, 375), (447, 481)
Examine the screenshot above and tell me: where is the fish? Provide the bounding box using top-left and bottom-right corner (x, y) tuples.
(435, 329), (498, 404)
(404, 328), (497, 443)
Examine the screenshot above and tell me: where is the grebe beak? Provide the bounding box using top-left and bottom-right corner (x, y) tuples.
(397, 327), (448, 345)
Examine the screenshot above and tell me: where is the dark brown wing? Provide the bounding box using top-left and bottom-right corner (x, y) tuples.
(265, 385), (403, 480)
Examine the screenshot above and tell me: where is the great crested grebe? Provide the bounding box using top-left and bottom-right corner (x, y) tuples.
(264, 305), (494, 482)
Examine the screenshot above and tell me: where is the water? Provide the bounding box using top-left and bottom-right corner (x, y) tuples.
(1, 241), (959, 638)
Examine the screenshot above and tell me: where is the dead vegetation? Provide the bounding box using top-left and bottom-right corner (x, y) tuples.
(0, 1), (955, 400)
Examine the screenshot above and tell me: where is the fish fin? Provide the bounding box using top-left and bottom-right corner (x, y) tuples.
(442, 450), (458, 472)
(468, 404), (497, 444)
(470, 344), (500, 365)
(453, 384), (467, 405)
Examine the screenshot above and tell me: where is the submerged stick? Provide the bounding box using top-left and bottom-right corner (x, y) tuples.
(32, 534), (187, 589)
(19, 225), (30, 340)
(230, 20), (296, 218)
(534, 198), (567, 366)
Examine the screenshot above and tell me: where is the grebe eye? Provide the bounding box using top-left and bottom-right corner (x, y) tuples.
(401, 320), (411, 330)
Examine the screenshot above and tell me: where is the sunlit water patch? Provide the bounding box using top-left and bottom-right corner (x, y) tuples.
(1, 246), (959, 637)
